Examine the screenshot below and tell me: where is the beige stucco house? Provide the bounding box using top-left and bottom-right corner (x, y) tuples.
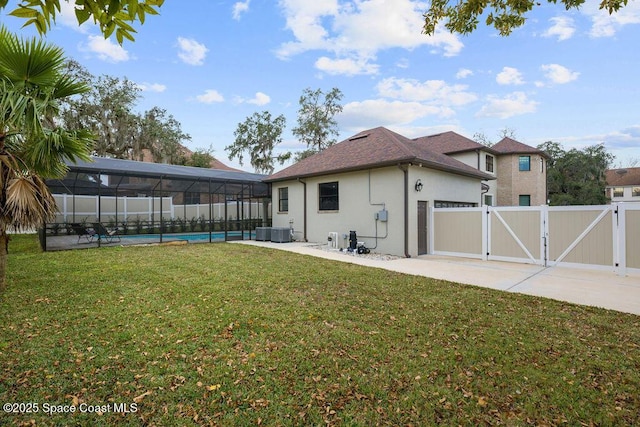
(265, 127), (493, 257)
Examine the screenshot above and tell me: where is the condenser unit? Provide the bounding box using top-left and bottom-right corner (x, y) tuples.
(270, 227), (291, 243)
(255, 227), (271, 241)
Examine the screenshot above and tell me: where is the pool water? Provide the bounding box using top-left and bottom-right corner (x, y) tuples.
(122, 231), (254, 241)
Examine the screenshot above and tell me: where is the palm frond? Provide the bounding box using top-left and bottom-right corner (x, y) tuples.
(0, 81), (33, 133)
(0, 25), (65, 89)
(20, 128), (93, 178)
(3, 173), (56, 231)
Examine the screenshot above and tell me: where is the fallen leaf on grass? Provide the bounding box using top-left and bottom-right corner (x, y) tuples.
(134, 390), (152, 403)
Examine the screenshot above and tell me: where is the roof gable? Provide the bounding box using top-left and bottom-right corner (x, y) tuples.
(606, 167), (640, 186)
(493, 137), (549, 158)
(266, 127), (493, 182)
(413, 131), (495, 154)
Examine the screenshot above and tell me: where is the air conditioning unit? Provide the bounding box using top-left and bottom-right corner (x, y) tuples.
(255, 227), (271, 241)
(270, 227), (291, 243)
(327, 232), (339, 249)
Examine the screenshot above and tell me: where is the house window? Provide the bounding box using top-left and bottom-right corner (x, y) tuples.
(633, 187), (640, 197)
(278, 187), (288, 212)
(613, 187), (624, 197)
(484, 194), (493, 206)
(519, 195), (531, 206)
(319, 182), (339, 211)
(485, 155), (494, 173)
(434, 201), (477, 208)
(519, 156), (531, 171)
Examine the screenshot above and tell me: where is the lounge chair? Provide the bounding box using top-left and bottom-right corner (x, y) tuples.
(91, 222), (121, 243)
(70, 223), (95, 243)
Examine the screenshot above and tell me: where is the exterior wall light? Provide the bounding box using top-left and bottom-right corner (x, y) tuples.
(415, 179), (423, 192)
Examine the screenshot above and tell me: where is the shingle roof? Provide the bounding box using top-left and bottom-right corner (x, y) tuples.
(606, 167), (640, 186)
(413, 131), (497, 155)
(266, 127), (494, 182)
(492, 137), (550, 158)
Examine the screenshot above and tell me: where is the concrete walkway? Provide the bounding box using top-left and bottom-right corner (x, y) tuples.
(235, 240), (640, 316)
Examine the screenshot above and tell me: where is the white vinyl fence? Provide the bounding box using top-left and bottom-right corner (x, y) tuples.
(431, 203), (640, 276)
(53, 194), (268, 224)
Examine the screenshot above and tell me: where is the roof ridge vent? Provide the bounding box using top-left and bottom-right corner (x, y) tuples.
(349, 133), (369, 141)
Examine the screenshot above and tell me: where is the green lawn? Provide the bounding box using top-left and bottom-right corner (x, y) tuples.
(1, 235), (639, 426)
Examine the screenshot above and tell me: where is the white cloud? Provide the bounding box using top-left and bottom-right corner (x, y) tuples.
(177, 37), (208, 65)
(376, 77), (477, 106)
(233, 1), (251, 20)
(583, 0), (640, 37)
(396, 58), (410, 69)
(196, 90), (225, 104)
(137, 82), (167, 93)
(496, 67), (524, 85)
(541, 64), (579, 84)
(602, 125), (640, 149)
(476, 92), (538, 119)
(234, 92), (271, 105)
(542, 16), (576, 41)
(83, 35), (130, 62)
(277, 0), (464, 76)
(340, 99), (446, 129)
(315, 56), (379, 76)
(247, 92), (271, 105)
(456, 68), (473, 79)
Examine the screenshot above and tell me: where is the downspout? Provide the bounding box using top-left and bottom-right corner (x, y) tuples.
(397, 164), (411, 258)
(297, 178), (308, 242)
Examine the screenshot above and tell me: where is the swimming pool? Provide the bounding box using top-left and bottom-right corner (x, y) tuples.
(121, 231), (254, 241)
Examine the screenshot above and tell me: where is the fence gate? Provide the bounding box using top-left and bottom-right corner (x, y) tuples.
(547, 206), (613, 269)
(487, 207), (545, 265)
(431, 203), (638, 275)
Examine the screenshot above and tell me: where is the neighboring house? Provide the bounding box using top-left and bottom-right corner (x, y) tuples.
(606, 167), (640, 202)
(265, 127), (493, 257)
(414, 132), (549, 206)
(492, 137), (549, 206)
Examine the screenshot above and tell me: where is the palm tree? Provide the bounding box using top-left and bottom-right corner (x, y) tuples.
(0, 26), (94, 291)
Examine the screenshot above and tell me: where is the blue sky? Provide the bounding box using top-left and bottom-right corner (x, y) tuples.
(2, 0), (639, 172)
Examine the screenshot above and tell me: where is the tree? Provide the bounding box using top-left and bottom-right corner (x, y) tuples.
(423, 0), (629, 36)
(226, 111), (290, 174)
(60, 64), (191, 162)
(138, 107), (191, 164)
(292, 87), (343, 157)
(60, 69), (141, 159)
(0, 26), (93, 291)
(0, 0), (163, 44)
(187, 146), (216, 168)
(538, 141), (614, 206)
(473, 127), (517, 147)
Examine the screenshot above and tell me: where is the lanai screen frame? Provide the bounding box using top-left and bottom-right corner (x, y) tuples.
(42, 157), (271, 250)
